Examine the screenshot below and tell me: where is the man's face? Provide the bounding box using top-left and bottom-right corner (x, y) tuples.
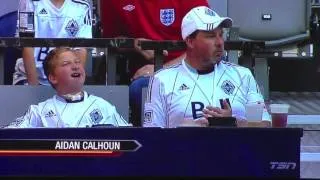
(190, 28), (225, 64)
(49, 51), (85, 93)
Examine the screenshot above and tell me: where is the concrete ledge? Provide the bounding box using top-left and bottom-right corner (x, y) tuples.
(301, 153), (320, 162)
(300, 162), (320, 178)
(288, 115), (320, 124)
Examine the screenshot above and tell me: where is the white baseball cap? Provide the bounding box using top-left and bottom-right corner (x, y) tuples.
(181, 6), (233, 40)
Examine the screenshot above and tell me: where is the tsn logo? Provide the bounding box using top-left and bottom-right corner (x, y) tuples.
(270, 162), (296, 170)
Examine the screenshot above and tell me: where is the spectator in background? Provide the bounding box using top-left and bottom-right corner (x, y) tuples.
(5, 47), (130, 128)
(13, 0), (92, 86)
(143, 6), (271, 128)
(0, 8), (20, 85)
(100, 0), (209, 126)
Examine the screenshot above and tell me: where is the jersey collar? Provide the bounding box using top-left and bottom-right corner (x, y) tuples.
(183, 59), (216, 75)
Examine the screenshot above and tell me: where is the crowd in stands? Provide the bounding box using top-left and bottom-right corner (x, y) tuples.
(0, 0), (271, 128)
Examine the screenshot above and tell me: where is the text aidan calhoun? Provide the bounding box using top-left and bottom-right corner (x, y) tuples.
(55, 141), (121, 151)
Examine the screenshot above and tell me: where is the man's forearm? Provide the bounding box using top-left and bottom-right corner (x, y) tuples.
(261, 120), (271, 127)
(74, 48), (88, 66)
(23, 48), (38, 85)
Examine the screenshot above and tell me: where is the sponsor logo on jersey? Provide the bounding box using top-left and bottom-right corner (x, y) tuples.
(160, 9), (175, 26)
(221, 80), (235, 95)
(191, 102), (205, 119)
(123, 4), (135, 11)
(39, 8), (48, 15)
(90, 109), (103, 124)
(65, 19), (79, 37)
(144, 111), (153, 123)
(178, 83), (190, 91)
(45, 110), (56, 118)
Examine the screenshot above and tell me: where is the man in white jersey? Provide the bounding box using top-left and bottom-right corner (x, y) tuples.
(13, 0), (92, 85)
(5, 47), (130, 128)
(143, 6), (271, 128)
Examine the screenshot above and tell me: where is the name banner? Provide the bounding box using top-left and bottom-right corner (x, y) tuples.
(0, 139), (141, 156)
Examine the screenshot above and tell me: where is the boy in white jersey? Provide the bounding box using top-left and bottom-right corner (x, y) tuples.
(13, 0), (92, 85)
(143, 6), (271, 128)
(5, 47), (130, 128)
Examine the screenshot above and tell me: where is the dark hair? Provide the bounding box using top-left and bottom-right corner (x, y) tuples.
(187, 30), (200, 39)
(187, 28), (225, 40)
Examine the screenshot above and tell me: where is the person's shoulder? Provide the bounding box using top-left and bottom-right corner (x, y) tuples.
(31, 97), (54, 112)
(37, 97), (54, 106)
(87, 93), (113, 106)
(70, 0), (91, 9)
(154, 63), (182, 79)
(86, 93), (103, 101)
(220, 60), (252, 74)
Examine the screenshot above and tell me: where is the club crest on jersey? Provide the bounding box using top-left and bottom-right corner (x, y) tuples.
(90, 109), (103, 124)
(221, 80), (235, 95)
(65, 19), (79, 37)
(160, 9), (175, 26)
(144, 111), (153, 123)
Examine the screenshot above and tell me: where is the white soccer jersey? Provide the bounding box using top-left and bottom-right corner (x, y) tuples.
(14, 0), (92, 85)
(143, 60), (271, 128)
(5, 91), (130, 128)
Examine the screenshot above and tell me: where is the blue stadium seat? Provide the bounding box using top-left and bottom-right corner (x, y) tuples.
(129, 76), (150, 126)
(0, 11), (21, 85)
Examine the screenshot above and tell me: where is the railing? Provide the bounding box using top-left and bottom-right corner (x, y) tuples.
(0, 37), (265, 85)
(140, 40), (265, 71)
(0, 37), (135, 48)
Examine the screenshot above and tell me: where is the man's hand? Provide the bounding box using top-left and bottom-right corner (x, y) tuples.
(134, 38), (155, 61)
(179, 117), (209, 127)
(23, 47), (39, 85)
(135, 38), (168, 62)
(202, 99), (232, 118)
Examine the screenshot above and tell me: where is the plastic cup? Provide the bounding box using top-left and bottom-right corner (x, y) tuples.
(245, 104), (264, 122)
(269, 104), (290, 128)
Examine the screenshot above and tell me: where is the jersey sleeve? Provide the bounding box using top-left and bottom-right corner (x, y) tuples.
(4, 105), (42, 128)
(77, 5), (93, 38)
(245, 69), (271, 121)
(143, 76), (167, 127)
